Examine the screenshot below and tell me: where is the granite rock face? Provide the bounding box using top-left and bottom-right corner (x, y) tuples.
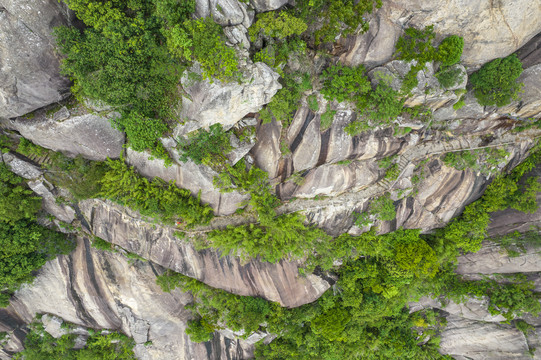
(340, 0), (541, 68)
(79, 199), (330, 308)
(0, 0), (71, 118)
(178, 62), (281, 131)
(0, 237), (255, 360)
(5, 108), (124, 161)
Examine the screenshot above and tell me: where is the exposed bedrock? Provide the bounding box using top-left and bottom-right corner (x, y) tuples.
(0, 237), (255, 360)
(3, 107), (124, 161)
(0, 0), (72, 118)
(177, 61), (281, 132)
(78, 199), (330, 308)
(339, 0), (541, 69)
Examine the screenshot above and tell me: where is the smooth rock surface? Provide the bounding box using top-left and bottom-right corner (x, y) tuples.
(79, 199), (330, 308)
(8, 112), (124, 161)
(251, 0), (288, 12)
(0, 237), (254, 360)
(0, 0), (71, 118)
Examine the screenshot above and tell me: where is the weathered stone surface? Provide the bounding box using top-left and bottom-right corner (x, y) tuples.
(439, 315), (529, 359)
(1, 152), (43, 179)
(8, 112), (124, 161)
(178, 62), (280, 130)
(126, 148), (248, 216)
(195, 0), (251, 27)
(410, 297), (507, 323)
(456, 241), (541, 275)
(79, 199), (330, 308)
(27, 179), (76, 223)
(251, 0), (288, 12)
(340, 0), (541, 68)
(0, 237), (254, 360)
(251, 118), (283, 179)
(0, 0), (71, 118)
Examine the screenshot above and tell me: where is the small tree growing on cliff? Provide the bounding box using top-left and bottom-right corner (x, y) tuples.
(469, 54), (523, 107)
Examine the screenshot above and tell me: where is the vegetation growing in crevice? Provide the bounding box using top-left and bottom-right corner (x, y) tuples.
(151, 142), (541, 359)
(99, 158), (214, 227)
(469, 54), (524, 107)
(442, 147), (510, 175)
(15, 318), (136, 359)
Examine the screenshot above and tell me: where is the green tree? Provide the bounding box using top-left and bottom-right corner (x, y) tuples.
(469, 54), (523, 107)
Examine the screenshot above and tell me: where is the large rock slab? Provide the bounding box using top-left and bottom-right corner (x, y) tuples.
(79, 199), (330, 308)
(456, 241), (541, 275)
(501, 64), (541, 119)
(0, 237), (254, 360)
(177, 62), (281, 131)
(8, 111), (124, 160)
(0, 0), (71, 118)
(340, 0), (541, 68)
(439, 315), (529, 359)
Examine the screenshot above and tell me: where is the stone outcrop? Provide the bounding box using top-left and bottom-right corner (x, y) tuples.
(340, 0), (541, 68)
(79, 199), (330, 308)
(0, 237), (255, 360)
(4, 106), (124, 161)
(251, 0), (288, 12)
(177, 61), (281, 131)
(0, 0), (71, 118)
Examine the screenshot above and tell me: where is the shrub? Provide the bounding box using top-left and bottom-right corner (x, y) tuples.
(437, 35), (464, 66)
(15, 320), (136, 359)
(436, 66), (464, 89)
(0, 163), (41, 223)
(469, 54), (523, 107)
(249, 11), (307, 41)
(320, 64), (371, 103)
(99, 158), (214, 226)
(178, 124), (232, 165)
(181, 18), (240, 82)
(370, 193), (396, 221)
(293, 0), (382, 45)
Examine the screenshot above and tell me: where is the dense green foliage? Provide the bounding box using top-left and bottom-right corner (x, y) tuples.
(259, 73), (312, 127)
(178, 124), (232, 165)
(249, 12), (307, 41)
(0, 162), (41, 223)
(442, 147), (509, 175)
(292, 0), (382, 45)
(15, 320), (136, 359)
(99, 158), (213, 226)
(178, 17), (240, 82)
(56, 0), (240, 157)
(0, 162), (73, 306)
(204, 160), (331, 262)
(469, 54), (524, 107)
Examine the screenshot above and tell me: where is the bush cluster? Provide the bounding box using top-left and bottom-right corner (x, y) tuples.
(469, 54), (523, 107)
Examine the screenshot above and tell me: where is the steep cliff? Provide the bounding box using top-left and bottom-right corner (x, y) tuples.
(1, 0), (541, 359)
